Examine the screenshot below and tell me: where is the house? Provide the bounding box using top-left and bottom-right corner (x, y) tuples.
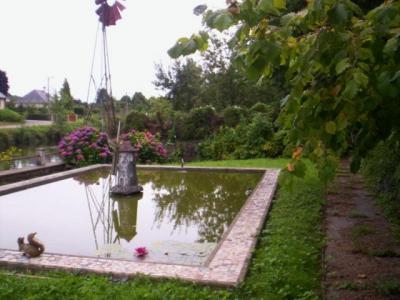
(16, 89), (49, 108)
(0, 92), (7, 110)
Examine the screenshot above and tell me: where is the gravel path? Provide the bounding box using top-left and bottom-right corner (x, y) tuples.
(324, 163), (400, 299)
(0, 120), (53, 129)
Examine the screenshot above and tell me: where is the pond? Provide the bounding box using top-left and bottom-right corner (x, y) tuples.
(0, 168), (262, 266)
(0, 146), (61, 171)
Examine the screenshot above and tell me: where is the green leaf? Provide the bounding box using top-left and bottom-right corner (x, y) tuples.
(280, 95), (290, 108)
(391, 70), (400, 82)
(343, 0), (363, 16)
(383, 36), (399, 55)
(350, 155), (361, 173)
(336, 112), (348, 131)
(318, 156), (338, 184)
(257, 0), (279, 15)
(328, 3), (350, 26)
(335, 58), (351, 75)
(342, 79), (359, 98)
(205, 11), (234, 31)
(353, 70), (369, 87)
(273, 0), (286, 10)
(168, 43), (184, 58)
(215, 13), (234, 31)
(168, 32), (210, 58)
(325, 121), (337, 134)
(292, 160), (306, 177)
(193, 31), (209, 51)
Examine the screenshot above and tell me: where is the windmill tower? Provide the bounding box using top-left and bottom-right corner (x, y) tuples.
(88, 0), (126, 137)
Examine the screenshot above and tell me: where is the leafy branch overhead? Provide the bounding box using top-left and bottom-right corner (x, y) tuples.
(169, 0), (400, 182)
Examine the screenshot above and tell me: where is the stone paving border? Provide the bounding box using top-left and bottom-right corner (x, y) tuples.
(0, 164), (280, 287)
(0, 162), (66, 186)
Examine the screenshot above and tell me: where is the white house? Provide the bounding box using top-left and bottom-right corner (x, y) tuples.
(0, 92), (7, 110)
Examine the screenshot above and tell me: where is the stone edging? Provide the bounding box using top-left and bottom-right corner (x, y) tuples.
(0, 164), (280, 287)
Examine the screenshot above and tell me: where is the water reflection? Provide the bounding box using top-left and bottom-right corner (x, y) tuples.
(112, 194), (141, 242)
(140, 170), (256, 243)
(0, 168), (260, 265)
(0, 146), (61, 171)
(73, 169), (260, 258)
(74, 171), (142, 258)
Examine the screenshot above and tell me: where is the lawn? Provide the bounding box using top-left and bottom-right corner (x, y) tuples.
(0, 158), (325, 300)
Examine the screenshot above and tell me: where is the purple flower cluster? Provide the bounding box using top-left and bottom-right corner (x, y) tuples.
(58, 127), (112, 166)
(120, 129), (168, 163)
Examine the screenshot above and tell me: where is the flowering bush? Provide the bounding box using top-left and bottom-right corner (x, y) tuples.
(58, 127), (112, 166)
(120, 129), (167, 163)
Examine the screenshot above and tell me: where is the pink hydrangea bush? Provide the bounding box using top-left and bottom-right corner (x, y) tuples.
(58, 127), (112, 166)
(120, 129), (168, 163)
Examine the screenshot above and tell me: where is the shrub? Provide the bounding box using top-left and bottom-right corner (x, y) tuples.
(0, 108), (23, 122)
(124, 110), (150, 131)
(74, 107), (85, 116)
(222, 106), (247, 127)
(362, 137), (400, 235)
(199, 127), (240, 160)
(249, 102), (278, 121)
(250, 102), (270, 114)
(199, 114), (279, 160)
(0, 146), (22, 160)
(263, 130), (287, 158)
(183, 106), (220, 140)
(362, 138), (400, 203)
(58, 127), (112, 166)
(120, 129), (168, 163)
(25, 112), (51, 121)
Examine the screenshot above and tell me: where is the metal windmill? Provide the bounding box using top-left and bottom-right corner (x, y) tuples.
(87, 0), (126, 137)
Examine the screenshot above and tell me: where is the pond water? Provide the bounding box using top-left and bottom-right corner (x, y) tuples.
(0, 168), (262, 265)
(0, 146), (61, 171)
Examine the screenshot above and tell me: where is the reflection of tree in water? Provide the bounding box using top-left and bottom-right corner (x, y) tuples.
(73, 169), (109, 186)
(139, 170), (261, 243)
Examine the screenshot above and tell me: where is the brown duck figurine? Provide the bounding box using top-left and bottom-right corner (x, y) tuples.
(17, 232), (45, 258)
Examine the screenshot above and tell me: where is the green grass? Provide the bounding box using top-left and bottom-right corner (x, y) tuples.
(185, 158), (289, 169)
(348, 211), (368, 219)
(337, 279), (400, 296)
(351, 224), (375, 239)
(0, 158), (325, 300)
(376, 195), (400, 242)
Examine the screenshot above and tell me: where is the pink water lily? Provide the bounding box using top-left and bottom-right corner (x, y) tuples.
(134, 247), (148, 257)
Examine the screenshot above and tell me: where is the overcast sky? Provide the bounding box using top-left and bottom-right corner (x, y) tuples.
(0, 0), (220, 101)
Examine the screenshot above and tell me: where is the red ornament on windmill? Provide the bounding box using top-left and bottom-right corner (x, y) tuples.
(95, 0), (126, 27)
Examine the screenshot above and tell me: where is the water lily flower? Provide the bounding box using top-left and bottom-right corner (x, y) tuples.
(134, 247), (148, 257)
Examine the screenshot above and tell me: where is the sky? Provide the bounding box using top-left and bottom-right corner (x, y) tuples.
(0, 0), (220, 102)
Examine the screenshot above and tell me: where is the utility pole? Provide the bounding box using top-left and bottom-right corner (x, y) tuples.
(47, 76), (53, 121)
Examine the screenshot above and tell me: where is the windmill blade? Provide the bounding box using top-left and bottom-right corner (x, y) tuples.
(95, 0), (126, 27)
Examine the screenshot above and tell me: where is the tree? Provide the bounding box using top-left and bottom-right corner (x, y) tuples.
(131, 92), (149, 111)
(59, 79), (74, 111)
(169, 0), (400, 182)
(200, 34), (288, 111)
(0, 69), (9, 96)
(120, 95), (131, 103)
(96, 88), (117, 136)
(49, 93), (67, 132)
(154, 58), (204, 111)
